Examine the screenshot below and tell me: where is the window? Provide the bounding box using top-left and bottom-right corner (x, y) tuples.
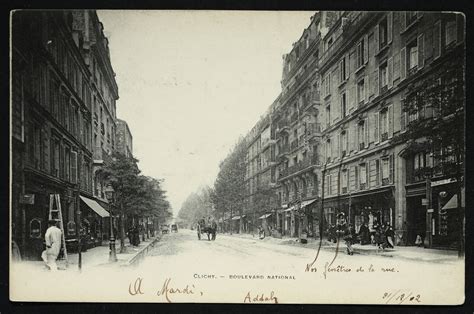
(326, 139), (332, 162)
(380, 108), (389, 141)
(406, 12), (417, 26)
(357, 40), (365, 68)
(341, 170), (348, 193)
(341, 92), (347, 118)
(380, 62), (388, 89)
(407, 40), (418, 70)
(65, 146), (71, 182)
(445, 20), (457, 46)
(339, 57), (347, 83)
(357, 79), (365, 103)
(359, 163), (367, 189)
(358, 120), (367, 150)
(340, 130), (348, 157)
(324, 73), (331, 96)
(51, 137), (60, 177)
(381, 158), (390, 184)
(325, 105), (331, 127)
(379, 17), (388, 48)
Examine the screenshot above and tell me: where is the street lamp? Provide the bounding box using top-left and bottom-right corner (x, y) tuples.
(104, 185), (117, 262)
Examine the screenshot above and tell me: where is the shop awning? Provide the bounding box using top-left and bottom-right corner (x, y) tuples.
(442, 188), (465, 210)
(301, 199), (317, 208)
(231, 215), (246, 220)
(283, 206), (294, 212)
(80, 196), (110, 218)
(258, 213), (272, 219)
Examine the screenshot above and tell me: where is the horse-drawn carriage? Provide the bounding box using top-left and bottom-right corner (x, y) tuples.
(196, 218), (217, 241)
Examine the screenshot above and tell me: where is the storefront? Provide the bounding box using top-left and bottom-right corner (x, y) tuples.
(79, 196), (110, 249)
(322, 187), (395, 239)
(405, 178), (463, 249)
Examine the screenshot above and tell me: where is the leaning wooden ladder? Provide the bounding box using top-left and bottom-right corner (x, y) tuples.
(49, 194), (68, 267)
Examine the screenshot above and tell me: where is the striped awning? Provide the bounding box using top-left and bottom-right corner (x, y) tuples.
(80, 196), (110, 218)
(258, 213), (272, 219)
(442, 188), (465, 210)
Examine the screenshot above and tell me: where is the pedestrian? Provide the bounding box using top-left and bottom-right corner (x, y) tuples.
(384, 223), (395, 249)
(374, 223), (385, 250)
(343, 223), (355, 255)
(41, 219), (62, 271)
(368, 214), (376, 245)
(415, 234), (423, 247)
(358, 222), (370, 245)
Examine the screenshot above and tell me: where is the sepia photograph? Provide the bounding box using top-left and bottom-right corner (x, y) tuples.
(10, 10), (465, 304)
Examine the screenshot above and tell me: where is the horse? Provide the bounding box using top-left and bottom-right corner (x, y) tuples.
(197, 220), (217, 241)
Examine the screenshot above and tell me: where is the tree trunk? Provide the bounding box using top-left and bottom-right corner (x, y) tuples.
(120, 199), (126, 253)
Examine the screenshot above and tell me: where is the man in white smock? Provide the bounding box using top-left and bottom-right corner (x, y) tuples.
(41, 219), (62, 271)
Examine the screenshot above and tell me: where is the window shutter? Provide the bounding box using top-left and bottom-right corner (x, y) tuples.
(42, 128), (50, 172)
(374, 25), (379, 55)
(71, 150), (77, 184)
(388, 105), (394, 138)
(393, 52), (400, 81)
(345, 53), (350, 79)
(400, 12), (406, 33)
(387, 57), (393, 89)
(374, 68), (379, 97)
(364, 75), (369, 103)
(353, 123), (358, 152)
(434, 21), (441, 59)
(418, 33), (425, 69)
(349, 85), (355, 112)
(400, 47), (407, 81)
(389, 154), (394, 183)
(364, 34), (369, 64)
(365, 118), (369, 148)
(388, 12), (393, 44)
(374, 112), (380, 143)
(400, 110), (406, 132)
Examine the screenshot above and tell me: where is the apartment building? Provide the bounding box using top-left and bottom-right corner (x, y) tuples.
(318, 11), (465, 247)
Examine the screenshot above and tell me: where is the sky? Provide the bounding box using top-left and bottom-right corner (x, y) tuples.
(97, 10), (315, 216)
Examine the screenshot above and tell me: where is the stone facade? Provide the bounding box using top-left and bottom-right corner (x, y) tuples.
(116, 119), (133, 158)
(11, 10), (119, 259)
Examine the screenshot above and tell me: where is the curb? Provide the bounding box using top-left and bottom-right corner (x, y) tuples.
(123, 236), (161, 266)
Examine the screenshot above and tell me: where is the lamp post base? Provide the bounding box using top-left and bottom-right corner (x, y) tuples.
(109, 237), (117, 262)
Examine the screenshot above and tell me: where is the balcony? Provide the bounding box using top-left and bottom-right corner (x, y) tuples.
(319, 12), (371, 68)
(290, 139), (299, 151)
(261, 138), (276, 150)
(278, 144), (289, 156)
(276, 118), (289, 133)
(278, 154), (320, 179)
(306, 123), (321, 137)
(289, 112), (299, 124)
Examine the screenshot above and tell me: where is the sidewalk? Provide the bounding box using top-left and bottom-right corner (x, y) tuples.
(19, 236), (159, 271)
(220, 232), (460, 263)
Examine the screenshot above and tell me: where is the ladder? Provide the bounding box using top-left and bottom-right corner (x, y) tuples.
(49, 194), (68, 267)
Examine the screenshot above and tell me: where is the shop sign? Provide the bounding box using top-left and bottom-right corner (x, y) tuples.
(20, 194), (35, 205)
(421, 198), (428, 206)
(427, 208), (434, 213)
(431, 178), (456, 187)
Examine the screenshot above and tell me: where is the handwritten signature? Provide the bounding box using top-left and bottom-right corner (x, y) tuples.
(128, 277), (204, 302)
(243, 291), (279, 304)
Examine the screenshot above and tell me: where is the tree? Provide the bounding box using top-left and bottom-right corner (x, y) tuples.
(102, 152), (171, 252)
(178, 186), (213, 228)
(391, 45), (465, 256)
(211, 137), (247, 233)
